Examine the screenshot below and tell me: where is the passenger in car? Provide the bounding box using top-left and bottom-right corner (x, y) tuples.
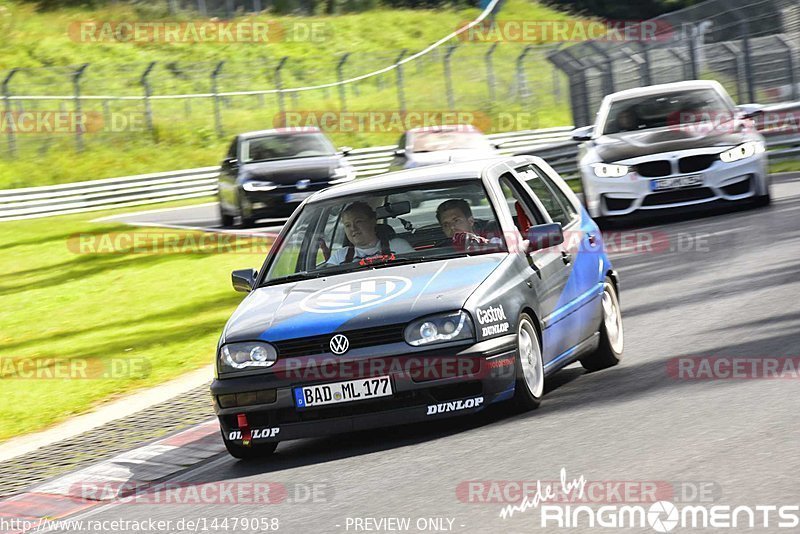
(326, 201), (414, 265)
(435, 199), (502, 251)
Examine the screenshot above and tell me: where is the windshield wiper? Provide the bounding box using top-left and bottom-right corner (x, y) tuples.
(260, 271), (325, 286)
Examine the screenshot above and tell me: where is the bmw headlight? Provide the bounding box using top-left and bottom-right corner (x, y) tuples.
(720, 141), (765, 163)
(405, 311), (474, 347)
(219, 342), (277, 372)
(591, 163), (629, 178)
(242, 181), (277, 192)
(329, 167), (356, 185)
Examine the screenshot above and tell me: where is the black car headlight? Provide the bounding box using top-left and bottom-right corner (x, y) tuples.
(405, 311), (474, 347)
(219, 342), (277, 372)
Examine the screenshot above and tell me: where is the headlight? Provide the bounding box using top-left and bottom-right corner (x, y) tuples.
(242, 181), (277, 192)
(720, 141), (765, 163)
(405, 311), (474, 347)
(591, 163), (629, 178)
(329, 167), (356, 184)
(219, 342), (277, 372)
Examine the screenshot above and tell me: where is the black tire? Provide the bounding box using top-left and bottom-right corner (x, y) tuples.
(752, 193), (771, 208)
(237, 198), (256, 228)
(512, 313), (544, 412)
(219, 204), (235, 228)
(580, 278), (624, 372)
(223, 436), (278, 460)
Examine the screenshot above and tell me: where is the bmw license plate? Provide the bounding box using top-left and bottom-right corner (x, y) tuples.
(650, 174), (704, 191)
(285, 192), (313, 203)
(294, 376), (392, 409)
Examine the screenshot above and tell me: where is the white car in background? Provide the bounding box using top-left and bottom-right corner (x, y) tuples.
(573, 80), (771, 222)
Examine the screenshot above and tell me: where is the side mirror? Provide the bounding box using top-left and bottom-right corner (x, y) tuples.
(339, 146), (353, 156)
(525, 223), (564, 252)
(232, 269), (257, 293)
(394, 148), (406, 157)
(736, 104), (764, 120)
(223, 157), (238, 168)
(571, 125), (595, 142)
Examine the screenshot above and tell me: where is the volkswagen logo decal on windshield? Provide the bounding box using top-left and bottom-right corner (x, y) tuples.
(301, 276), (413, 314)
(329, 334), (350, 355)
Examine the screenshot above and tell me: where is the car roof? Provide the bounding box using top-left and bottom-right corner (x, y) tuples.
(238, 127), (323, 140)
(605, 80), (724, 102)
(308, 157), (510, 202)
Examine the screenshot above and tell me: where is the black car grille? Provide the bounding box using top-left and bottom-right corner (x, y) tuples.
(603, 196), (635, 212)
(274, 324), (407, 358)
(679, 155), (717, 174)
(641, 187), (714, 206)
(636, 161), (672, 178)
(721, 176), (753, 196)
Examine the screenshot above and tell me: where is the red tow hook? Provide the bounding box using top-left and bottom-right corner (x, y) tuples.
(237, 413), (252, 447)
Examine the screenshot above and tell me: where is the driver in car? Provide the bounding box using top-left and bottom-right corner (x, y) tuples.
(326, 201), (414, 265)
(435, 199), (502, 251)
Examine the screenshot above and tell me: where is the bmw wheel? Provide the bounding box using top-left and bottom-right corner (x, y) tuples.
(219, 202), (235, 228)
(580, 278), (624, 371)
(513, 313), (544, 411)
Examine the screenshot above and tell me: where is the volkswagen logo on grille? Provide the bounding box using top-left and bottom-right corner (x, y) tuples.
(329, 334), (350, 355)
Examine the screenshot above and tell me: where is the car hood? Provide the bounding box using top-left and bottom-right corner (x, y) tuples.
(240, 155), (349, 183)
(222, 255), (504, 343)
(594, 122), (748, 162)
(406, 148), (499, 167)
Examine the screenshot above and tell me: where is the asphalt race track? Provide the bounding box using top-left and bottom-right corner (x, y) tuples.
(65, 174), (800, 533)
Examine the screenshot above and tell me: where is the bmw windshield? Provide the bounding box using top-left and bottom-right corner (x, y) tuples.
(262, 180), (507, 285)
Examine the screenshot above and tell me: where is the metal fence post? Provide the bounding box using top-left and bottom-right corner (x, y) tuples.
(686, 24), (700, 80)
(639, 44), (653, 86)
(775, 35), (799, 101)
(337, 53), (350, 111)
(72, 64), (89, 152)
(516, 45), (533, 104)
(274, 56), (288, 116)
(721, 42), (744, 102)
(168, 0), (178, 15)
(732, 11), (756, 103)
(141, 61), (157, 139)
(395, 49), (408, 113)
(253, 0), (262, 12)
(225, 0), (235, 18)
(485, 42), (498, 104)
(211, 61), (225, 138)
(443, 45), (457, 110)
(587, 43), (615, 96)
(197, 0), (207, 16)
(2, 68), (18, 158)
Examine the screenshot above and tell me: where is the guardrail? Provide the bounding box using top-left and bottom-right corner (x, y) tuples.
(1, 113), (798, 221)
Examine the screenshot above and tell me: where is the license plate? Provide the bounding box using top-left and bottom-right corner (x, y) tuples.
(285, 192), (313, 203)
(650, 174), (704, 191)
(294, 376), (393, 409)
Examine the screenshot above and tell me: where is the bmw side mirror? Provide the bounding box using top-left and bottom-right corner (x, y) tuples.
(571, 126), (594, 142)
(232, 269), (257, 293)
(339, 146), (353, 156)
(736, 104), (764, 120)
(525, 223), (564, 252)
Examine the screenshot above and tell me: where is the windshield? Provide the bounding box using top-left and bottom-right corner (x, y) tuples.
(241, 133), (336, 163)
(262, 180), (506, 284)
(602, 89), (733, 135)
(410, 131), (494, 153)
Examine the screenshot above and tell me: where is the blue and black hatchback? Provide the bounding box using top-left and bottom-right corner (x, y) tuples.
(212, 156), (624, 459)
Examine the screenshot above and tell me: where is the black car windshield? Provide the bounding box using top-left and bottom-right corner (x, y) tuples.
(262, 180), (507, 285)
(410, 131), (494, 153)
(602, 89), (733, 135)
(241, 133), (336, 163)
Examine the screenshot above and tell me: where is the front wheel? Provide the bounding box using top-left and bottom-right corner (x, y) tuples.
(219, 203), (235, 228)
(512, 314), (544, 411)
(580, 278), (624, 372)
(223, 435), (278, 460)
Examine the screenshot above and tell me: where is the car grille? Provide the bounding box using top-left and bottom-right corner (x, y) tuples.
(274, 324), (407, 358)
(721, 176), (753, 196)
(635, 161), (672, 178)
(641, 187), (714, 206)
(679, 155), (717, 174)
